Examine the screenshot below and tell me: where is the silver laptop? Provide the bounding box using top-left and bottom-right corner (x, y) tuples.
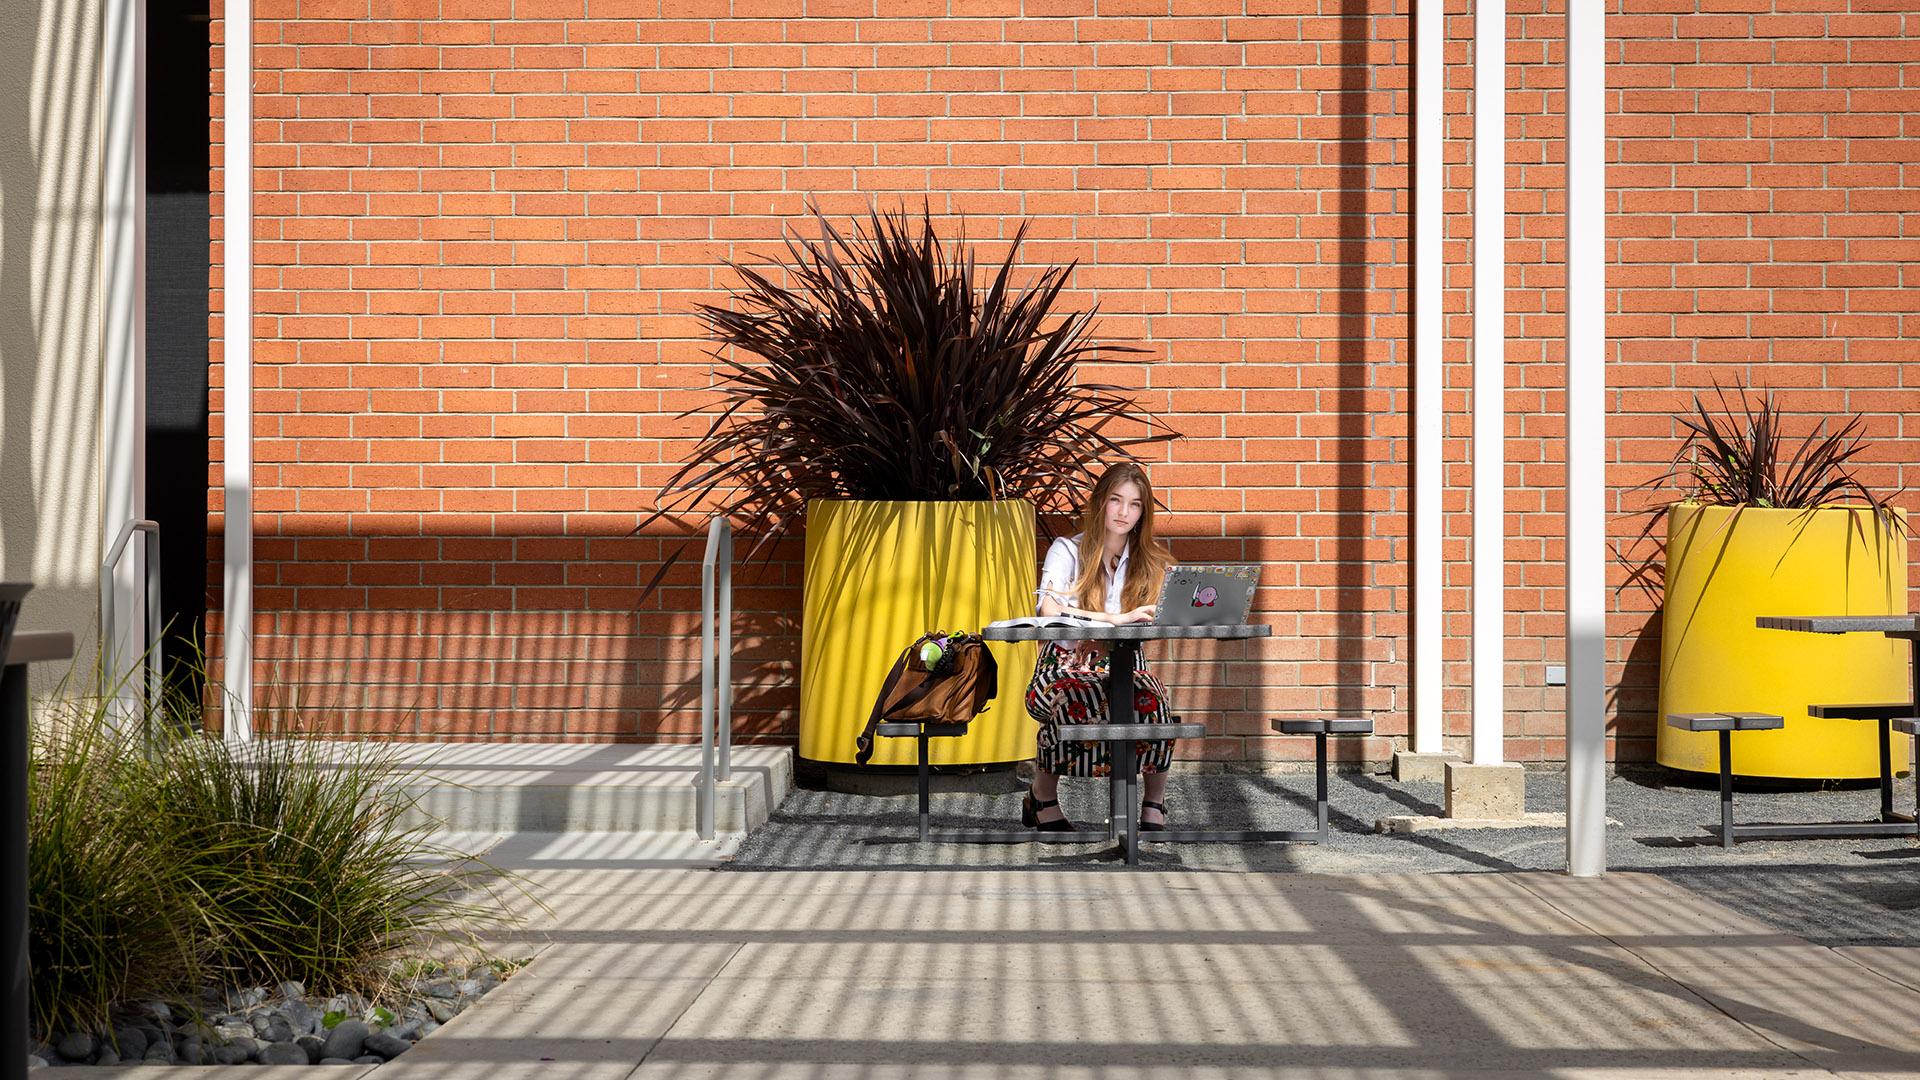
(1151, 564), (1260, 626)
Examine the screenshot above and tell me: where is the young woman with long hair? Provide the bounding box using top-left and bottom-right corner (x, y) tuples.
(1022, 461), (1180, 830)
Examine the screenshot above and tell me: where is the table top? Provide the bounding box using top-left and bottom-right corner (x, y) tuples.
(5, 630), (73, 666)
(1757, 615), (1920, 635)
(981, 623), (1272, 643)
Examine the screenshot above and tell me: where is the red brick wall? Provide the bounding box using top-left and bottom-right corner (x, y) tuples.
(1599, 1), (1920, 762)
(207, 0), (1920, 763)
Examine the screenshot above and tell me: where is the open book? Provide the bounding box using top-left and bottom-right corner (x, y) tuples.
(985, 614), (1106, 630)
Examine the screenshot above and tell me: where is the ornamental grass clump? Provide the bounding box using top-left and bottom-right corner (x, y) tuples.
(27, 664), (510, 1041)
(149, 709), (499, 995)
(639, 202), (1174, 589)
(27, 683), (206, 1038)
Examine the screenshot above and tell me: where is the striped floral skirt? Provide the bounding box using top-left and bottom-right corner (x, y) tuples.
(1024, 641), (1177, 778)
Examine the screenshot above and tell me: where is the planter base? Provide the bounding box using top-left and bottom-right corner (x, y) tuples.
(798, 757), (1025, 797)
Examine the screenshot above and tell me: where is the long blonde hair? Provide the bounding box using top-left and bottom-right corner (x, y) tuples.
(1071, 462), (1174, 612)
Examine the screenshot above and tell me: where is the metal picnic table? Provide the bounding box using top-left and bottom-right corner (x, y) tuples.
(1753, 614), (1920, 837)
(981, 621), (1273, 863)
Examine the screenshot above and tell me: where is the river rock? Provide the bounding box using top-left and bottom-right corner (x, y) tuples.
(211, 1040), (253, 1065)
(95, 1046), (119, 1066)
(296, 1035), (325, 1063)
(424, 979), (458, 999)
(112, 1026), (149, 1059)
(56, 1032), (95, 1061)
(364, 1032), (411, 1060)
(384, 1019), (422, 1041)
(174, 1035), (205, 1065)
(426, 998), (459, 1023)
(234, 986), (268, 1009)
(26, 1056), (47, 1069)
(276, 980), (306, 1001)
(319, 1057), (357, 1064)
(259, 1041), (308, 1066)
(178, 1021), (216, 1045)
(282, 1000), (320, 1036)
(141, 1040), (175, 1064)
(216, 1022), (255, 1043)
(320, 1018), (368, 1060)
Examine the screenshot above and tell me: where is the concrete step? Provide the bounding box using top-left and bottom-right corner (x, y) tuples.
(428, 830), (746, 869)
(310, 742), (792, 836)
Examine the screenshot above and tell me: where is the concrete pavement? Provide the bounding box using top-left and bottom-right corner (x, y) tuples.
(365, 834), (1920, 1079)
(41, 831), (1920, 1078)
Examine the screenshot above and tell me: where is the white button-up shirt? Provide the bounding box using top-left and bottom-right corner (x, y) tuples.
(1037, 533), (1129, 616)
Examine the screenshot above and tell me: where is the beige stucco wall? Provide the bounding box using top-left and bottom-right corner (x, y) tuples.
(0, 0), (102, 688)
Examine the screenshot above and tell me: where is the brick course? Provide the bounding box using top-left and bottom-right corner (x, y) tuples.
(208, 0), (1920, 762)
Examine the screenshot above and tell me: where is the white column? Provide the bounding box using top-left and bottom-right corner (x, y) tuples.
(1471, 0), (1506, 765)
(222, 0), (255, 740)
(1412, 0), (1445, 755)
(102, 0), (146, 694)
(1565, 0), (1608, 876)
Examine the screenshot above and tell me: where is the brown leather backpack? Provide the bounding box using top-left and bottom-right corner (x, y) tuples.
(853, 631), (999, 765)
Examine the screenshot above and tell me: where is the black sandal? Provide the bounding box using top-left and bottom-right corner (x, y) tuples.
(1022, 792), (1076, 832)
(1140, 800), (1168, 832)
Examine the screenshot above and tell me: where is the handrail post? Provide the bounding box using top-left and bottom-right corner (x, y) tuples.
(697, 518), (719, 842)
(146, 527), (162, 727)
(100, 519), (163, 725)
(717, 520), (732, 782)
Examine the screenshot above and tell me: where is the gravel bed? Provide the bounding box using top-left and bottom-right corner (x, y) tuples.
(724, 767), (1920, 946)
(28, 964), (514, 1069)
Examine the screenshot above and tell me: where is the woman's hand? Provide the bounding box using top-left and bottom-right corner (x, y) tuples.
(1068, 640), (1107, 666)
(1113, 605), (1157, 626)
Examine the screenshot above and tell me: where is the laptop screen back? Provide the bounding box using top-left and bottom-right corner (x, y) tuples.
(1152, 565), (1260, 626)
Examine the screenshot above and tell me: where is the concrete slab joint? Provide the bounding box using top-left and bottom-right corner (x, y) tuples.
(1391, 749), (1462, 784)
(1444, 760), (1527, 820)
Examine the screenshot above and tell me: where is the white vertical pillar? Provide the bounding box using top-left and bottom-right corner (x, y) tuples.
(102, 0), (146, 696)
(1412, 0), (1445, 755)
(1471, 0), (1506, 765)
(222, 0), (255, 740)
(1565, 0), (1607, 876)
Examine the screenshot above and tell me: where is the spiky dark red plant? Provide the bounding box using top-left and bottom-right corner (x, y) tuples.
(1617, 385), (1902, 596)
(637, 204), (1176, 594)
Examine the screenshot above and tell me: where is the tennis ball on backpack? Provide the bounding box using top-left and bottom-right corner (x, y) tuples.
(918, 640), (946, 667)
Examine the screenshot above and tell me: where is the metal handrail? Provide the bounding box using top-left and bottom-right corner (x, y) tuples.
(101, 519), (161, 716)
(697, 516), (734, 842)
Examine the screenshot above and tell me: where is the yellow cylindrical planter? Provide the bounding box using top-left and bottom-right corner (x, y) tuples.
(1659, 504), (1910, 779)
(799, 499), (1038, 767)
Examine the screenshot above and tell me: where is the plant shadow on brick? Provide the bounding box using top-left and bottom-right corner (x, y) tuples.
(27, 650), (521, 1041)
(1616, 385), (1905, 601)
(637, 202), (1176, 595)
